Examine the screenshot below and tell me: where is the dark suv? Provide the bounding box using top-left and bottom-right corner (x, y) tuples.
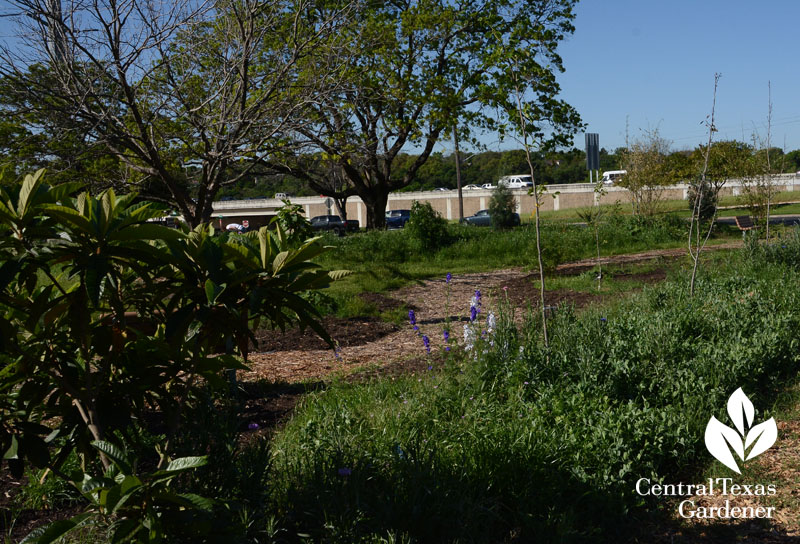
(310, 215), (359, 236)
(386, 209), (412, 229)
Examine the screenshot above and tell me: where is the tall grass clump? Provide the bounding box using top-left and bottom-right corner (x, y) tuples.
(269, 248), (800, 542)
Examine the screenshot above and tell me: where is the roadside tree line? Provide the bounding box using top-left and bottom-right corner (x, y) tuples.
(0, 0), (582, 228)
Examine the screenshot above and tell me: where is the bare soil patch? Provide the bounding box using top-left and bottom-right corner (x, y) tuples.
(252, 316), (398, 351)
(612, 268), (669, 283)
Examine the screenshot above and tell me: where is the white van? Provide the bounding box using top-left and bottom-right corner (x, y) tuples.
(600, 170), (627, 185)
(497, 175), (533, 189)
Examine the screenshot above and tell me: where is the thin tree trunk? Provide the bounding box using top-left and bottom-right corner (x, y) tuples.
(513, 81), (548, 348)
(689, 73), (720, 297)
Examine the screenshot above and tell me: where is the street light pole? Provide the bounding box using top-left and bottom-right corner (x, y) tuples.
(453, 125), (464, 220)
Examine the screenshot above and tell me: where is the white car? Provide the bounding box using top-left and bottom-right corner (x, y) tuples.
(481, 183), (495, 190)
(463, 184), (481, 190)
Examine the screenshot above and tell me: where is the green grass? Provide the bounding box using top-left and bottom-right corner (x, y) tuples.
(532, 190), (800, 222)
(316, 214), (737, 319)
(268, 238), (800, 542)
(716, 201), (800, 217)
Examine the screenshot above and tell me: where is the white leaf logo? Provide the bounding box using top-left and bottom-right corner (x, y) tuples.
(704, 387), (777, 474)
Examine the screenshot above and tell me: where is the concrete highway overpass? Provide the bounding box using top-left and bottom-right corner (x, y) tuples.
(210, 174), (800, 229)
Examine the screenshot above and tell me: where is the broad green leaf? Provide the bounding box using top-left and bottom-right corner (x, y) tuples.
(41, 204), (92, 231)
(204, 279), (225, 304)
(17, 169), (45, 217)
(3, 435), (18, 460)
(91, 441), (132, 474)
(164, 455), (208, 472)
(20, 513), (92, 544)
(176, 492), (214, 511)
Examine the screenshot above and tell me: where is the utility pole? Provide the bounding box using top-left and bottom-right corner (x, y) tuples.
(453, 125), (464, 220)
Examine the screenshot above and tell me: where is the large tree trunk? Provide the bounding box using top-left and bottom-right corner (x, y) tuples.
(361, 188), (390, 229)
(334, 197), (348, 221)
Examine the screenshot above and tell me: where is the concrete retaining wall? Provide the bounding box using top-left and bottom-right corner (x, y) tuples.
(211, 174), (800, 228)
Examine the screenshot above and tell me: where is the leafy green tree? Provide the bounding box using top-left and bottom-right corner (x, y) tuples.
(269, 0), (580, 228)
(1, 0), (352, 225)
(488, 184), (517, 229)
(783, 149), (800, 172)
(0, 69), (125, 190)
(618, 129), (674, 217)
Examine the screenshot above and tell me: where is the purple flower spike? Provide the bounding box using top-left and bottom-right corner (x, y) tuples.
(338, 467), (352, 477)
(408, 310), (416, 325)
(248, 422), (260, 430)
(443, 330), (450, 342)
(422, 335), (430, 353)
(475, 290), (481, 301)
(446, 272), (452, 283)
(470, 306), (477, 322)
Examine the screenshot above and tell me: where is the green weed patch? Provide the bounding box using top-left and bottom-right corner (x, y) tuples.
(270, 245), (800, 542)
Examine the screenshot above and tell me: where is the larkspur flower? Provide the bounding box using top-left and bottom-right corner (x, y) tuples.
(464, 323), (476, 351)
(443, 330), (450, 342)
(428, 365), (433, 371)
(470, 306), (477, 322)
(248, 422), (260, 430)
(486, 312), (496, 333)
(601, 317), (607, 323)
(413, 325), (419, 333)
(408, 310), (416, 325)
(422, 335), (431, 353)
(446, 272), (452, 283)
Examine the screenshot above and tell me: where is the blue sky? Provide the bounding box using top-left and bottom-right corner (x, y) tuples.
(554, 0), (800, 153)
(3, 0), (799, 156)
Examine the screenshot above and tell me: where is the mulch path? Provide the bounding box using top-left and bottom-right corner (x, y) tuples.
(243, 243), (743, 385)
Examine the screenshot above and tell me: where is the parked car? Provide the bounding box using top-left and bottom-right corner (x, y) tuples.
(461, 209), (520, 227)
(463, 184), (481, 190)
(386, 209), (412, 229)
(434, 187), (449, 192)
(481, 183), (495, 189)
(310, 215), (359, 236)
